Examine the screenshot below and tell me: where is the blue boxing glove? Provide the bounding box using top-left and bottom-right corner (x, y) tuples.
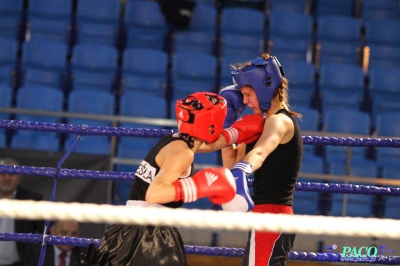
(219, 85), (246, 128)
(221, 161), (254, 212)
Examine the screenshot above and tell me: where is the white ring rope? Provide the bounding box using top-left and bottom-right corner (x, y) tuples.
(0, 199), (399, 239)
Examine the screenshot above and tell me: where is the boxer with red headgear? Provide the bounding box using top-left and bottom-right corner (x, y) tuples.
(82, 92), (236, 266)
(175, 91), (226, 143)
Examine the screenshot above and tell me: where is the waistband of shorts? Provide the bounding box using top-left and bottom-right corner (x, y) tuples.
(126, 200), (165, 208)
(252, 204), (293, 214)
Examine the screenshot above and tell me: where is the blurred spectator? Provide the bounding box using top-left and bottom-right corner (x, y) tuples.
(42, 220), (83, 266)
(0, 157), (44, 266)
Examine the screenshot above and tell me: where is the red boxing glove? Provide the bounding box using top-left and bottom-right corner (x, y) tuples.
(221, 114), (265, 146)
(173, 167), (236, 204)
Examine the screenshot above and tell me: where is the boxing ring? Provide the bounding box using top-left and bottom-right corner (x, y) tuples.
(0, 118), (399, 265)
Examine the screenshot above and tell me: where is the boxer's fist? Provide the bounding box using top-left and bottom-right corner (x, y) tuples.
(221, 114), (265, 146)
(173, 167), (236, 205)
(222, 161), (254, 212)
(219, 85), (246, 128)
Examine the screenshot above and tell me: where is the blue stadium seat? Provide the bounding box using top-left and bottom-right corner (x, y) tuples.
(22, 39), (68, 69)
(0, 65), (14, 86)
(364, 19), (400, 68)
(122, 47), (167, 97)
(0, 0), (24, 39)
(15, 85), (64, 123)
(220, 32), (263, 58)
(329, 160), (377, 218)
(376, 147), (400, 170)
(325, 146), (369, 168)
(193, 0), (214, 5)
(221, 7), (265, 36)
(0, 129), (6, 148)
(294, 153), (325, 215)
(0, 37), (18, 66)
(375, 113), (400, 137)
(300, 153), (325, 174)
(65, 135), (111, 155)
(190, 4), (217, 31)
(328, 158), (378, 177)
(28, 0), (71, 20)
(381, 163), (400, 180)
(279, 59), (316, 108)
(72, 43), (119, 70)
(27, 0), (73, 43)
(124, 0), (168, 50)
(220, 7), (266, 59)
(66, 87), (115, 155)
(27, 17), (71, 43)
(322, 109), (370, 135)
(67, 90), (115, 127)
(316, 15), (362, 65)
(122, 48), (168, 83)
(172, 79), (216, 100)
(0, 37), (18, 85)
(114, 164), (138, 173)
(173, 4), (217, 54)
(0, 37), (19, 85)
(112, 179), (134, 205)
(75, 0), (121, 47)
(314, 0), (355, 17)
(368, 66), (400, 123)
(0, 84), (12, 120)
(71, 44), (119, 92)
(117, 137), (160, 160)
(382, 163), (400, 182)
(319, 63), (365, 112)
(11, 131), (60, 151)
(364, 19), (400, 47)
(268, 0), (309, 13)
(371, 95), (400, 126)
(22, 39), (68, 89)
(123, 75), (166, 97)
(174, 31), (215, 54)
(268, 11), (314, 62)
(72, 68), (117, 92)
(375, 114), (400, 169)
(293, 190), (319, 215)
(321, 90), (362, 113)
(294, 106), (319, 132)
(322, 109), (371, 171)
(171, 51), (217, 98)
(23, 67), (66, 90)
(119, 91), (167, 128)
(384, 196), (400, 219)
(361, 0), (400, 21)
(367, 43), (400, 68)
(331, 194), (373, 217)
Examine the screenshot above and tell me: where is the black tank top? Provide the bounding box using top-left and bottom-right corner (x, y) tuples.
(246, 109), (303, 206)
(128, 133), (195, 208)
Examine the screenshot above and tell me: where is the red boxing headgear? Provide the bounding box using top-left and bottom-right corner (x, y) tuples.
(175, 92), (227, 143)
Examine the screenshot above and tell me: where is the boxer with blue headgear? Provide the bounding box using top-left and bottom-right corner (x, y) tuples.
(232, 56), (285, 112)
(215, 54), (303, 266)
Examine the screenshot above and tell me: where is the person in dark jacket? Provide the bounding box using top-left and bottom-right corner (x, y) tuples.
(42, 220), (83, 266)
(0, 157), (44, 266)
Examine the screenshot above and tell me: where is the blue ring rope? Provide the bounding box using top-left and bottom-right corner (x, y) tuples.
(0, 233), (399, 264)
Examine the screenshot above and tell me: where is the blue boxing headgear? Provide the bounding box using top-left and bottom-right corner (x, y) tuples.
(231, 56), (285, 112)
